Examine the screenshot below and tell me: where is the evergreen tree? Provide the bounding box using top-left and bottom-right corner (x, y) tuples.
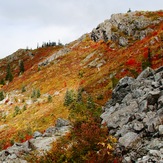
(37, 89), (41, 98)
(64, 89), (74, 106)
(87, 95), (95, 110)
(5, 64), (13, 82)
(19, 60), (25, 74)
(76, 88), (83, 103)
(0, 79), (5, 85)
(0, 91), (4, 101)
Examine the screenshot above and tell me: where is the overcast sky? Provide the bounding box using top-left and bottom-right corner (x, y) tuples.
(0, 0), (163, 59)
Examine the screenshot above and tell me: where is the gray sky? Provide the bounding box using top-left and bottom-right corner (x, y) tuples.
(0, 0), (163, 59)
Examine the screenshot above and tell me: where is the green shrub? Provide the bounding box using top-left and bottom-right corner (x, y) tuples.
(37, 89), (41, 98)
(64, 89), (75, 106)
(31, 89), (41, 98)
(22, 86), (26, 93)
(97, 94), (104, 100)
(13, 106), (21, 117)
(48, 95), (52, 102)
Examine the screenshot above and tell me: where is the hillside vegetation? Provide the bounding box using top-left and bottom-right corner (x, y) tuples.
(0, 10), (163, 161)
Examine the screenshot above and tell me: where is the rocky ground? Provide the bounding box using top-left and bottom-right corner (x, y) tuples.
(91, 11), (163, 46)
(101, 66), (163, 162)
(0, 118), (71, 163)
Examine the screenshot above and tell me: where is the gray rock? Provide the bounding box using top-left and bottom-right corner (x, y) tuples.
(159, 125), (163, 135)
(119, 132), (139, 148)
(158, 95), (163, 109)
(139, 100), (148, 111)
(119, 37), (128, 46)
(133, 121), (144, 131)
(146, 90), (161, 105)
(91, 11), (163, 44)
(8, 153), (17, 159)
(45, 126), (57, 134)
(137, 67), (154, 80)
(38, 47), (70, 67)
(33, 131), (42, 138)
(149, 150), (161, 157)
(55, 118), (70, 128)
(112, 76), (135, 104)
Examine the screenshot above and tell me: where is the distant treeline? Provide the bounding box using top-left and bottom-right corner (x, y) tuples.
(38, 40), (63, 48)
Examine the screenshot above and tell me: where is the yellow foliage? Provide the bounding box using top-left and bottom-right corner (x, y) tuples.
(107, 144), (113, 150)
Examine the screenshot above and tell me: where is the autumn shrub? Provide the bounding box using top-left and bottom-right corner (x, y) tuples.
(29, 90), (118, 163)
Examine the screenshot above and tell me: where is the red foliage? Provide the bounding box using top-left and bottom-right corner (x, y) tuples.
(5, 99), (9, 104)
(20, 134), (33, 143)
(3, 142), (11, 150)
(143, 51), (148, 59)
(152, 31), (158, 36)
(79, 80), (85, 85)
(64, 81), (67, 87)
(126, 58), (137, 66)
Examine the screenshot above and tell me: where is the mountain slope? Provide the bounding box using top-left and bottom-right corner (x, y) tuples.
(0, 10), (163, 151)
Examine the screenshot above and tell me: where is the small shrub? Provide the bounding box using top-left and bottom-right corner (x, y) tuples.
(37, 89), (41, 98)
(31, 89), (41, 98)
(87, 95), (95, 110)
(22, 105), (27, 111)
(22, 86), (26, 93)
(76, 88), (84, 103)
(97, 94), (104, 100)
(48, 95), (52, 102)
(110, 75), (119, 89)
(78, 70), (84, 78)
(31, 89), (36, 98)
(13, 106), (21, 117)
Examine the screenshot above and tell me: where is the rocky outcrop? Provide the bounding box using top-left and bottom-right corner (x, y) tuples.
(38, 47), (70, 67)
(0, 118), (71, 162)
(91, 11), (163, 46)
(101, 66), (163, 162)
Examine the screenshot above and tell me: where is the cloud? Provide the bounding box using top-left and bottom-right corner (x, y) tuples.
(0, 0), (163, 58)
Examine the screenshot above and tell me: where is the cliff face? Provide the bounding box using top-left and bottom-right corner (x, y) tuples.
(101, 66), (163, 162)
(91, 11), (163, 46)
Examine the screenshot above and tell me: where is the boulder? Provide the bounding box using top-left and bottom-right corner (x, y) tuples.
(55, 118), (70, 128)
(101, 66), (163, 162)
(33, 131), (42, 138)
(119, 132), (139, 148)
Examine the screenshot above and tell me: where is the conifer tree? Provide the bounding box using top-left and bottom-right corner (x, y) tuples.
(0, 91), (4, 101)
(0, 79), (5, 85)
(19, 60), (25, 74)
(5, 64), (13, 82)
